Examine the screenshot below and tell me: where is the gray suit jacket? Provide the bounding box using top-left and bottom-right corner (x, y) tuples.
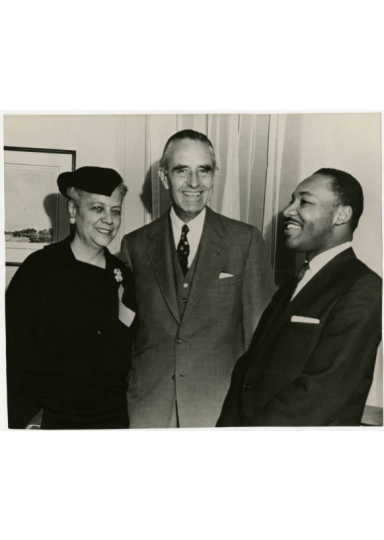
(120, 207), (274, 428)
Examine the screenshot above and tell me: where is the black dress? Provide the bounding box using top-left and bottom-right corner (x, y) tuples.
(6, 237), (135, 429)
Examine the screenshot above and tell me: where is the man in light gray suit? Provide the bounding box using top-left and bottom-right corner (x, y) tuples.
(121, 129), (274, 428)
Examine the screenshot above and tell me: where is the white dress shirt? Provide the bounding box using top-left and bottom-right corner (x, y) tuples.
(170, 207), (206, 268)
(291, 241), (352, 300)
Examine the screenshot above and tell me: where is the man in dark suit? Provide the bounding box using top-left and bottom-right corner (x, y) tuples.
(120, 129), (274, 428)
(217, 168), (382, 427)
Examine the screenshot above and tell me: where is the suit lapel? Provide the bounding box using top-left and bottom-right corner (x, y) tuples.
(181, 208), (227, 324)
(248, 280), (295, 352)
(255, 248), (357, 357)
(146, 212), (180, 324)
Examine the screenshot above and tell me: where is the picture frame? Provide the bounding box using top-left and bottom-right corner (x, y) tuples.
(4, 146), (76, 266)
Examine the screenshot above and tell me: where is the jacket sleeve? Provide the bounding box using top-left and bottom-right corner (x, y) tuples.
(119, 236), (137, 314)
(216, 352), (248, 427)
(241, 227), (275, 349)
(6, 256), (46, 428)
(120, 235), (133, 271)
(242, 272), (382, 426)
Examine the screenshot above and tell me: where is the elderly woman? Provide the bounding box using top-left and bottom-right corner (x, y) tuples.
(6, 167), (135, 429)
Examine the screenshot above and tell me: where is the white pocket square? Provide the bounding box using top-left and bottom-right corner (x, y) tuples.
(219, 272), (234, 279)
(291, 315), (320, 324)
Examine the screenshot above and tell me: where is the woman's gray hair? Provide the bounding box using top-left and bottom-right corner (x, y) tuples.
(66, 187), (88, 208)
(66, 183), (128, 208)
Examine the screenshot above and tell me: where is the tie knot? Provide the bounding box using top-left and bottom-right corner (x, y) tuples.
(182, 224), (189, 235)
(297, 261), (310, 281)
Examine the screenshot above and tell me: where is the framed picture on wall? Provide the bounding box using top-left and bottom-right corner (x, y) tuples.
(4, 146), (76, 266)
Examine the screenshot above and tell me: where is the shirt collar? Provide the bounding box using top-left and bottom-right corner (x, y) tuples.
(308, 242), (352, 275)
(170, 206), (206, 236)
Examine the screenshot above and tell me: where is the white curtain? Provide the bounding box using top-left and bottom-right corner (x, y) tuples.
(208, 114), (241, 220)
(262, 114), (287, 269)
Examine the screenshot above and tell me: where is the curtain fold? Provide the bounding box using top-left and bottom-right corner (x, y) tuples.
(238, 114), (256, 224)
(262, 114), (286, 265)
(219, 115), (241, 220)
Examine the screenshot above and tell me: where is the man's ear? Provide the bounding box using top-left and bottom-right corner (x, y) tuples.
(335, 205), (352, 226)
(158, 168), (169, 190)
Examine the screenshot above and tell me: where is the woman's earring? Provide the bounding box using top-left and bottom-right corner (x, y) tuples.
(70, 218), (75, 224)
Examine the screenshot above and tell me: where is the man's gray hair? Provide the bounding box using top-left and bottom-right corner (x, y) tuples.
(159, 129), (217, 171)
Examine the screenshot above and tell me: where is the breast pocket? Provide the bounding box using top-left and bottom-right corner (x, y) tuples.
(214, 273), (244, 287)
(267, 321), (324, 374)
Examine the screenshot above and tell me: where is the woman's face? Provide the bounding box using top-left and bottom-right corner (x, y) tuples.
(72, 187), (123, 250)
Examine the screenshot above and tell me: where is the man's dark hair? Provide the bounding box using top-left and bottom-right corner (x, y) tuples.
(160, 129), (216, 170)
(315, 168), (364, 232)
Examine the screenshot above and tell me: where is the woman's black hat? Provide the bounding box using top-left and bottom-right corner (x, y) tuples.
(58, 166), (123, 198)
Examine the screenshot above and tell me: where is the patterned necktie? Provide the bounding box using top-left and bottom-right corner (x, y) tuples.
(177, 224), (190, 276)
(296, 260), (310, 282)
(291, 261), (310, 300)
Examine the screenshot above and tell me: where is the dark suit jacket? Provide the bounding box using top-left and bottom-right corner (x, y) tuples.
(217, 249), (382, 427)
(120, 207), (274, 428)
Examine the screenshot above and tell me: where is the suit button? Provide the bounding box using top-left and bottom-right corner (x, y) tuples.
(176, 338), (183, 344)
(97, 330), (103, 335)
(243, 384), (251, 390)
(183, 283), (189, 288)
(182, 298), (187, 303)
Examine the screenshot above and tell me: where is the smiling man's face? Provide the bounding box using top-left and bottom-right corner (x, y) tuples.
(159, 139), (216, 223)
(283, 174), (342, 261)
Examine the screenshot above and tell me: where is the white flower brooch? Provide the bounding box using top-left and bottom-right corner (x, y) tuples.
(114, 268), (123, 283)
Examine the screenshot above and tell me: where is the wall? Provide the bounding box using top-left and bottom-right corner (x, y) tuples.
(299, 113), (382, 277)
